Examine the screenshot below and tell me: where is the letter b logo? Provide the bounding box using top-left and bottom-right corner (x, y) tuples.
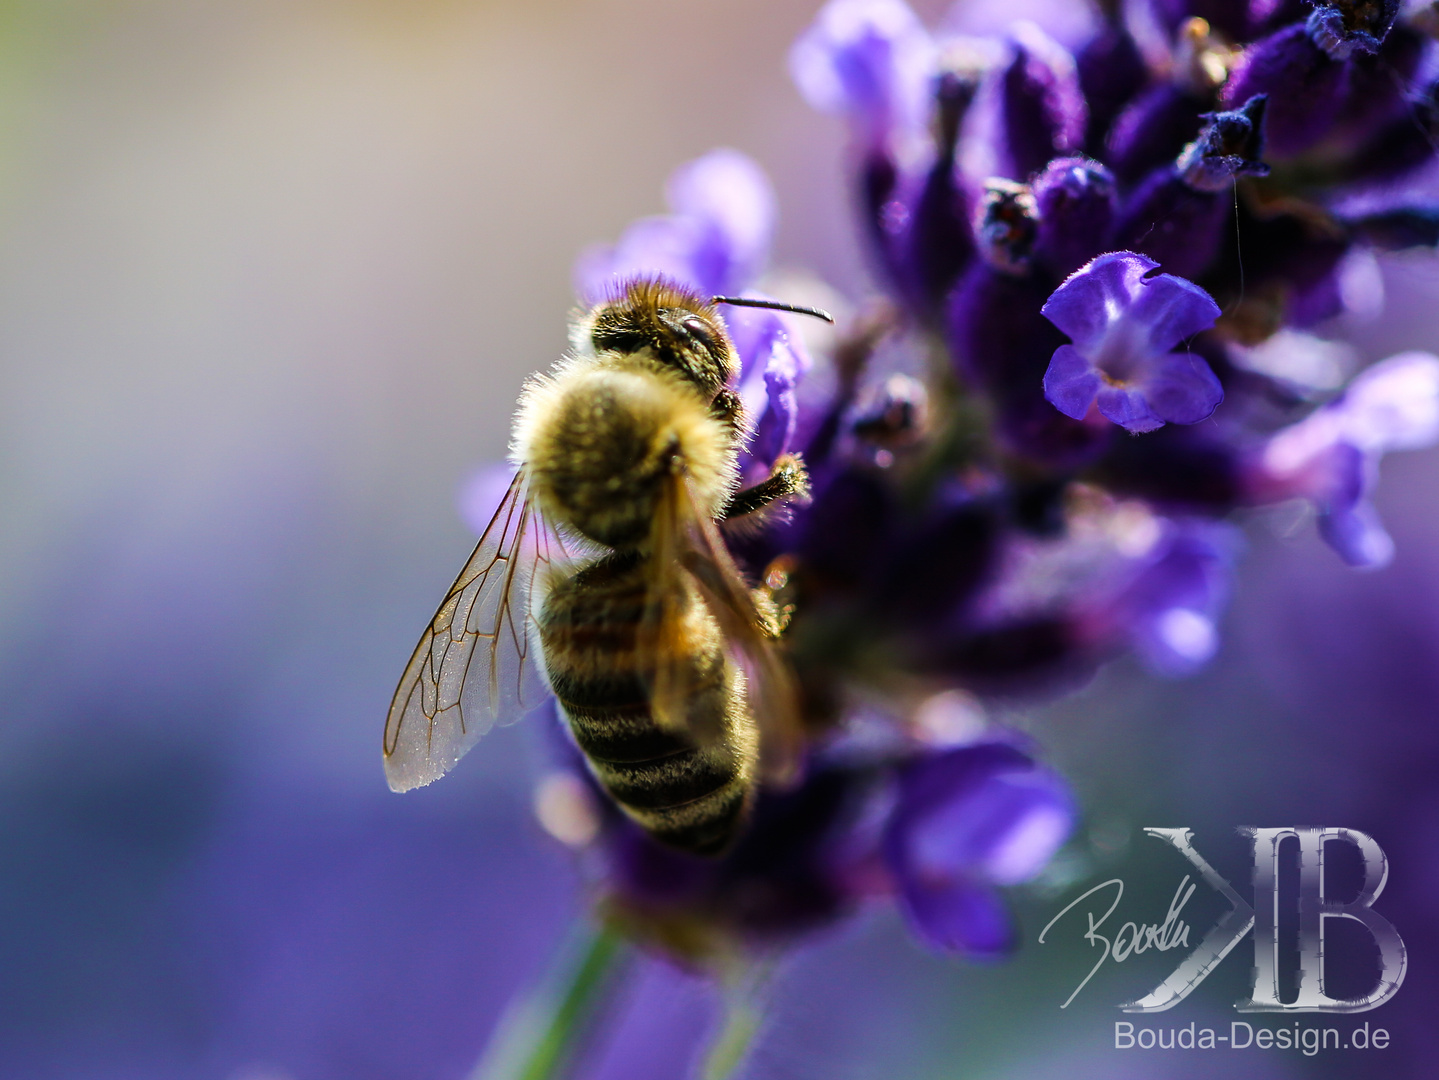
(1237, 827), (1407, 1013)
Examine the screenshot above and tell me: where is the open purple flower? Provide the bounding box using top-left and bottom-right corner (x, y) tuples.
(1250, 352), (1439, 567)
(573, 148), (776, 302)
(884, 742), (1074, 957)
(1041, 251), (1223, 434)
(1085, 519), (1239, 677)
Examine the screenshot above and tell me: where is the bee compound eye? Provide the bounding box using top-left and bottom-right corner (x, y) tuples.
(681, 315), (717, 349)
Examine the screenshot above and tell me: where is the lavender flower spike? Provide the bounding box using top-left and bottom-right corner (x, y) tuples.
(1041, 251), (1223, 434)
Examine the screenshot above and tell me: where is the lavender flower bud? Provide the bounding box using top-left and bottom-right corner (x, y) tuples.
(1112, 98), (1269, 278)
(1031, 157), (1117, 279)
(1106, 83), (1208, 186)
(850, 373), (930, 451)
(948, 260), (1115, 466)
(900, 58), (982, 312)
(1103, 17), (1236, 184)
(1075, 16), (1148, 156)
(998, 22), (1087, 180)
(1224, 17), (1417, 159)
(1092, 426), (1244, 510)
(1175, 95), (1270, 191)
(794, 466), (895, 592)
(878, 486), (998, 628)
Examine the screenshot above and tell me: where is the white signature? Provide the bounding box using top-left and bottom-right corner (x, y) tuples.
(1038, 876), (1196, 1008)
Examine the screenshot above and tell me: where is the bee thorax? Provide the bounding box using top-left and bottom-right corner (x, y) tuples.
(516, 364), (732, 550)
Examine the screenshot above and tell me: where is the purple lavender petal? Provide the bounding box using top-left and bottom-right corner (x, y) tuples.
(1042, 253), (1222, 433)
(1040, 251), (1155, 349)
(884, 744), (1073, 953)
(789, 0), (935, 147)
(665, 148), (776, 296)
(1042, 343), (1101, 420)
(1096, 384), (1163, 432)
(1143, 352), (1224, 425)
(1336, 351), (1439, 453)
(884, 744), (1075, 892)
(574, 214), (710, 303)
(1249, 353), (1439, 566)
(751, 327), (808, 465)
(1319, 496), (1394, 569)
(1105, 523), (1238, 677)
(896, 874), (1014, 956)
(1126, 272), (1223, 354)
(574, 150), (778, 302)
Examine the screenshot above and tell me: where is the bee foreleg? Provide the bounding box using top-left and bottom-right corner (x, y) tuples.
(709, 387), (745, 436)
(721, 453), (810, 522)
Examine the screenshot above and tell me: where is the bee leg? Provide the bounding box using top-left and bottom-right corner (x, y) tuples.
(709, 387), (745, 436)
(722, 453), (810, 521)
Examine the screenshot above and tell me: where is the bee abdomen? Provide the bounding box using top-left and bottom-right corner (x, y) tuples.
(570, 698), (753, 856)
(561, 698), (694, 764)
(553, 666), (756, 855)
(540, 552), (758, 856)
(610, 774), (750, 857)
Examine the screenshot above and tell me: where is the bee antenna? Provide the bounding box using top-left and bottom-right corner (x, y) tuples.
(710, 295), (835, 324)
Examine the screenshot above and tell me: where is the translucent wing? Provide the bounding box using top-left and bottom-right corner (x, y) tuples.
(644, 472), (805, 782)
(384, 471), (571, 792)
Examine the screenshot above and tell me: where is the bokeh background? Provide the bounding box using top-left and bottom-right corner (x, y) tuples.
(1, 1), (1435, 1077)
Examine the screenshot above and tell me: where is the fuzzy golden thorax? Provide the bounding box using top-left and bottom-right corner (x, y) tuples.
(514, 356), (737, 551)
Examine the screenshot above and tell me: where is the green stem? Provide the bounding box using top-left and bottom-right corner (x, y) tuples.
(698, 962), (774, 1080)
(699, 995), (762, 1080)
(471, 922), (628, 1080)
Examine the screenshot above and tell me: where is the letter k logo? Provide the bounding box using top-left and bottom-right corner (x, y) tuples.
(1121, 828), (1255, 1013)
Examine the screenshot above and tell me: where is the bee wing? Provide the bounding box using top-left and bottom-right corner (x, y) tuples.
(636, 469), (698, 735)
(671, 474), (805, 784)
(384, 470), (570, 792)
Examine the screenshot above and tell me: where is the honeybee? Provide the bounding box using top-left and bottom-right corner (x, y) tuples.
(384, 278), (831, 855)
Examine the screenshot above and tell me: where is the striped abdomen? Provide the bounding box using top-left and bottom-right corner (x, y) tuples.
(538, 551), (758, 856)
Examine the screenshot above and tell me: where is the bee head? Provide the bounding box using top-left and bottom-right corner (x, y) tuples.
(588, 278), (734, 395)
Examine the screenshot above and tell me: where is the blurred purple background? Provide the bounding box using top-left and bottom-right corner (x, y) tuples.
(1, 1), (1435, 1077)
